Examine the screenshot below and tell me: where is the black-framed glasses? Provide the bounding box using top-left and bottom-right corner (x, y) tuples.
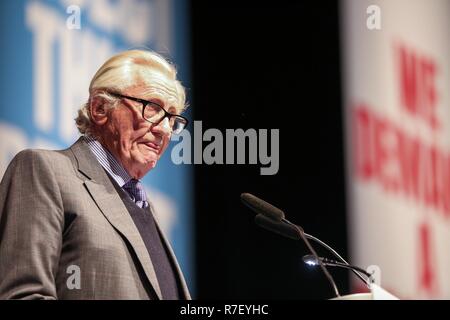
(108, 92), (189, 134)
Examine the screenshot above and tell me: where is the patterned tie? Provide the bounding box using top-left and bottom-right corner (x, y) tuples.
(123, 179), (148, 208)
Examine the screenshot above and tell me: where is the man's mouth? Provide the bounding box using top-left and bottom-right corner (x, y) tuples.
(141, 141), (161, 152)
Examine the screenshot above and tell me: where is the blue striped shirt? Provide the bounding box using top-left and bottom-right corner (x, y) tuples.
(84, 135), (148, 208)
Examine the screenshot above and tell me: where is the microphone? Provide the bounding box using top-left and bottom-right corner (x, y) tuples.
(241, 193), (285, 221)
(242, 193), (369, 288)
(303, 255), (373, 284)
(254, 214), (301, 240)
(242, 193), (341, 297)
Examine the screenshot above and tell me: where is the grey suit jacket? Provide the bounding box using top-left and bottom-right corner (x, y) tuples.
(0, 137), (191, 300)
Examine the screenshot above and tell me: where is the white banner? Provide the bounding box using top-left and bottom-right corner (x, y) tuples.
(341, 0), (450, 299)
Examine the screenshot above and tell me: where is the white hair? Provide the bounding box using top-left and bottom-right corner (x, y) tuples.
(75, 50), (186, 135)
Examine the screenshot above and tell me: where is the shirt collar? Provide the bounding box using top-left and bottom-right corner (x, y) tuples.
(83, 135), (132, 187)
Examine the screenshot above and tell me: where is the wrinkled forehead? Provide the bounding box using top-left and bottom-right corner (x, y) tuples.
(132, 70), (183, 112)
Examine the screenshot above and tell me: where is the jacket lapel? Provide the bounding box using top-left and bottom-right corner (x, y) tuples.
(70, 137), (163, 299)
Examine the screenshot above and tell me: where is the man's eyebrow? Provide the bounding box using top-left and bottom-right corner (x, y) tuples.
(146, 97), (178, 113)
(148, 97), (164, 106)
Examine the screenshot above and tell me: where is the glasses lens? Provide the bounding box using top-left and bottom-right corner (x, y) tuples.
(144, 103), (165, 122)
(143, 102), (187, 134)
(172, 117), (187, 134)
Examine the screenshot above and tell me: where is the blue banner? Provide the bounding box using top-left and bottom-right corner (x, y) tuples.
(0, 0), (194, 295)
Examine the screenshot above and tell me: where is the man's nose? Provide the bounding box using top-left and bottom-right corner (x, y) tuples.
(151, 116), (171, 135)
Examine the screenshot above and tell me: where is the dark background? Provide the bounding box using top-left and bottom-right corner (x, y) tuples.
(190, 1), (349, 299)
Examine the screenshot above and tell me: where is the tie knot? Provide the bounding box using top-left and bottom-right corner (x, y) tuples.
(123, 179), (147, 207)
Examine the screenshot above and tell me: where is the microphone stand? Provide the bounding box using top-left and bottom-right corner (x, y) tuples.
(282, 218), (341, 298)
(303, 232), (370, 288)
(303, 255), (372, 287)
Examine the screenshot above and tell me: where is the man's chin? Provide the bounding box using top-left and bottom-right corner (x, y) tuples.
(131, 162), (157, 179)
(142, 158), (158, 172)
(133, 149), (159, 164)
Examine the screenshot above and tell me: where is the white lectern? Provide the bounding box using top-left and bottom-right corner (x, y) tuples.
(331, 284), (399, 300)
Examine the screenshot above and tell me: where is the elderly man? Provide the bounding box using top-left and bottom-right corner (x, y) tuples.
(0, 50), (191, 300)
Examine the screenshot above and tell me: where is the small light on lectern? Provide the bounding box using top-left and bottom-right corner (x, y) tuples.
(303, 255), (319, 266)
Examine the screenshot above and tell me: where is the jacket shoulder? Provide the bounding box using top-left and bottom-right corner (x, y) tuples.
(6, 146), (78, 179)
(12, 147), (73, 165)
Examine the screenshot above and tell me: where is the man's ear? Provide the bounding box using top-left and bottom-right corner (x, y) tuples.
(90, 95), (108, 126)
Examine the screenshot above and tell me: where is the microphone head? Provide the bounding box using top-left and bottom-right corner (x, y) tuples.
(254, 214), (301, 240)
(241, 193), (285, 221)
